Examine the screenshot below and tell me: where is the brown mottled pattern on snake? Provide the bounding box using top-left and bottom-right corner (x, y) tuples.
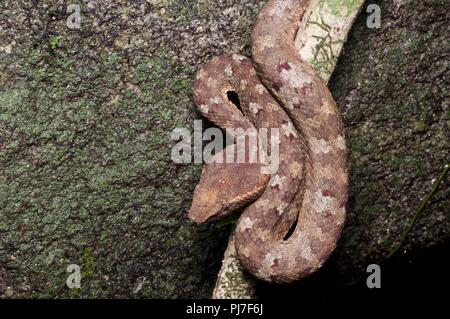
(189, 0), (348, 283)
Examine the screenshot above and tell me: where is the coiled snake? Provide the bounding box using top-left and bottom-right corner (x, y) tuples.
(189, 0), (348, 283)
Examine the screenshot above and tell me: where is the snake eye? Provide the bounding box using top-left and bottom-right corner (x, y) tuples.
(226, 91), (242, 113)
(283, 216), (298, 241)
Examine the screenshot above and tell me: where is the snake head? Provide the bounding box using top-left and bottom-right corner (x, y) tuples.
(188, 159), (270, 224)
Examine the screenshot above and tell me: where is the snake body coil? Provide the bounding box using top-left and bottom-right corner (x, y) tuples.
(189, 0), (348, 283)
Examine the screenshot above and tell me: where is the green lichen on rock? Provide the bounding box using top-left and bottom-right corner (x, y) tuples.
(297, 0), (365, 82)
(0, 0), (263, 298)
(324, 0), (362, 17)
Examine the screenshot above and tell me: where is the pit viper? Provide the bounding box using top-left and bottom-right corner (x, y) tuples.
(189, 0), (348, 283)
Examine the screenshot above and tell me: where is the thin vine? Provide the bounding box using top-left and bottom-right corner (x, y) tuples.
(386, 163), (450, 259)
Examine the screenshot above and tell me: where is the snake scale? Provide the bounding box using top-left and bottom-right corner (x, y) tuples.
(189, 0), (348, 283)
